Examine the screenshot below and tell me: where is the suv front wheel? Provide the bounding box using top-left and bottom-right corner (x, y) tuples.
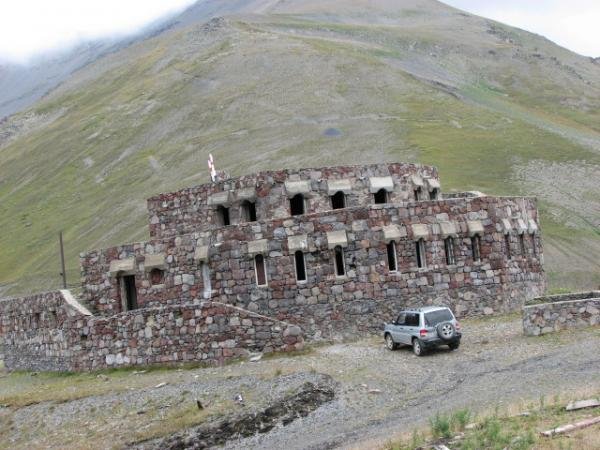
(412, 338), (424, 356)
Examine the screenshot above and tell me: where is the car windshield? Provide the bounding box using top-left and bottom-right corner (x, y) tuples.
(424, 309), (453, 326)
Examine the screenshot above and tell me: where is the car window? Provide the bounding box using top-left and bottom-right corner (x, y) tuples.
(405, 313), (420, 327)
(396, 313), (406, 325)
(424, 309), (454, 326)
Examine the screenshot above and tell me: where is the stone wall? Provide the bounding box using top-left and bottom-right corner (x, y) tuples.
(147, 163), (440, 240)
(0, 291), (303, 372)
(82, 195), (545, 338)
(0, 290), (90, 371)
(523, 291), (600, 336)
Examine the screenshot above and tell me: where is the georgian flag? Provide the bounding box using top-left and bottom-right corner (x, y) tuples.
(208, 154), (217, 182)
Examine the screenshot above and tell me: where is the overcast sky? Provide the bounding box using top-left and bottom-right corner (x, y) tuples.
(445, 0), (600, 57)
(0, 0), (196, 63)
(0, 0), (598, 63)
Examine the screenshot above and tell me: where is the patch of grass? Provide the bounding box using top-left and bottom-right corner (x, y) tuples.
(451, 408), (472, 432)
(131, 400), (225, 444)
(387, 389), (600, 450)
(430, 412), (452, 439)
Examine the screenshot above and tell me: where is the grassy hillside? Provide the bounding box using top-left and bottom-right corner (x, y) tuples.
(0, 0), (599, 296)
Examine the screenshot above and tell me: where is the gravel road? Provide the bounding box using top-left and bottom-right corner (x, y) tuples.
(1, 315), (599, 449)
(224, 316), (600, 449)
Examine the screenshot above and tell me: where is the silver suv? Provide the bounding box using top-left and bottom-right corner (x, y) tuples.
(384, 306), (461, 356)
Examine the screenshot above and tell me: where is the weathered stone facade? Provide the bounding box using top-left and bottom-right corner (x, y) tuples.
(0, 162), (546, 371)
(147, 163), (440, 240)
(0, 291), (303, 371)
(523, 291), (600, 336)
(82, 195), (545, 338)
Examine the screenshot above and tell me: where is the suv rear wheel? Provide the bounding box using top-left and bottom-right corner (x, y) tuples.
(412, 338), (424, 356)
(385, 333), (397, 350)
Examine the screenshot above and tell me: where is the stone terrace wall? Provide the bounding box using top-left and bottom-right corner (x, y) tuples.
(82, 195), (545, 338)
(147, 163), (440, 240)
(523, 291), (600, 336)
(0, 291), (303, 372)
(0, 291), (91, 371)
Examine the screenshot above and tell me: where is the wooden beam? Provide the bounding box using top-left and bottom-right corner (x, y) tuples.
(566, 399), (600, 411)
(541, 416), (600, 437)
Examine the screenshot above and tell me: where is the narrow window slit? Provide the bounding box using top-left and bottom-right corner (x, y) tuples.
(416, 239), (426, 269)
(294, 251), (307, 282)
(530, 234), (537, 257)
(120, 275), (138, 311)
(387, 241), (397, 272)
(334, 246), (346, 277)
(505, 234), (512, 259)
(471, 235), (481, 262)
(254, 254), (267, 286)
(444, 237), (455, 265)
(414, 188), (421, 201)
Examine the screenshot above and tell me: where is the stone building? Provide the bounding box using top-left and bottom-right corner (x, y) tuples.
(82, 162), (544, 335)
(0, 162), (546, 371)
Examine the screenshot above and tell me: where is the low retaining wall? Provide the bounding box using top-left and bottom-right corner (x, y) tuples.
(0, 291), (303, 372)
(523, 291), (600, 336)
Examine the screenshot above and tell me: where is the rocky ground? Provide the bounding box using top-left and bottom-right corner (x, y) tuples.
(1, 314), (599, 449)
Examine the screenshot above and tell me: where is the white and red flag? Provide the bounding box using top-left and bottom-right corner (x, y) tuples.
(208, 154), (217, 182)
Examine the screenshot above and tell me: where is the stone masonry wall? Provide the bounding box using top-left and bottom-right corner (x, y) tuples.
(147, 163), (440, 240)
(0, 291), (303, 372)
(82, 195), (545, 338)
(0, 291), (87, 371)
(523, 291), (600, 336)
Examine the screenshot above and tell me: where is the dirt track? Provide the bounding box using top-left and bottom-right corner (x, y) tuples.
(1, 315), (599, 449)
(225, 316), (600, 449)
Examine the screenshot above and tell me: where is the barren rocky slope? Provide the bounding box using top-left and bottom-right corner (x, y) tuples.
(0, 0), (599, 295)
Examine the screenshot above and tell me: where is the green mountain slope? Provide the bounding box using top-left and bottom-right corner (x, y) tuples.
(1, 0), (599, 296)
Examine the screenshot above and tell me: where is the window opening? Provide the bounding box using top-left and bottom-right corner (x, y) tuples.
(330, 191), (346, 209)
(374, 189), (388, 204)
(121, 275), (138, 311)
(254, 254), (267, 286)
(241, 201), (257, 222)
(505, 234), (512, 259)
(294, 251), (307, 282)
(414, 188), (421, 201)
(429, 189), (439, 200)
(149, 268), (164, 285)
(416, 239), (427, 268)
(201, 262), (212, 299)
(530, 234), (537, 257)
(334, 246), (346, 277)
(471, 235), (481, 262)
(217, 205), (230, 226)
(387, 241), (398, 272)
(519, 234), (526, 256)
(290, 194), (305, 216)
(444, 237), (455, 265)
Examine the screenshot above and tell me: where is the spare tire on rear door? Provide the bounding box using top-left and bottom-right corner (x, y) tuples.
(436, 322), (455, 341)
